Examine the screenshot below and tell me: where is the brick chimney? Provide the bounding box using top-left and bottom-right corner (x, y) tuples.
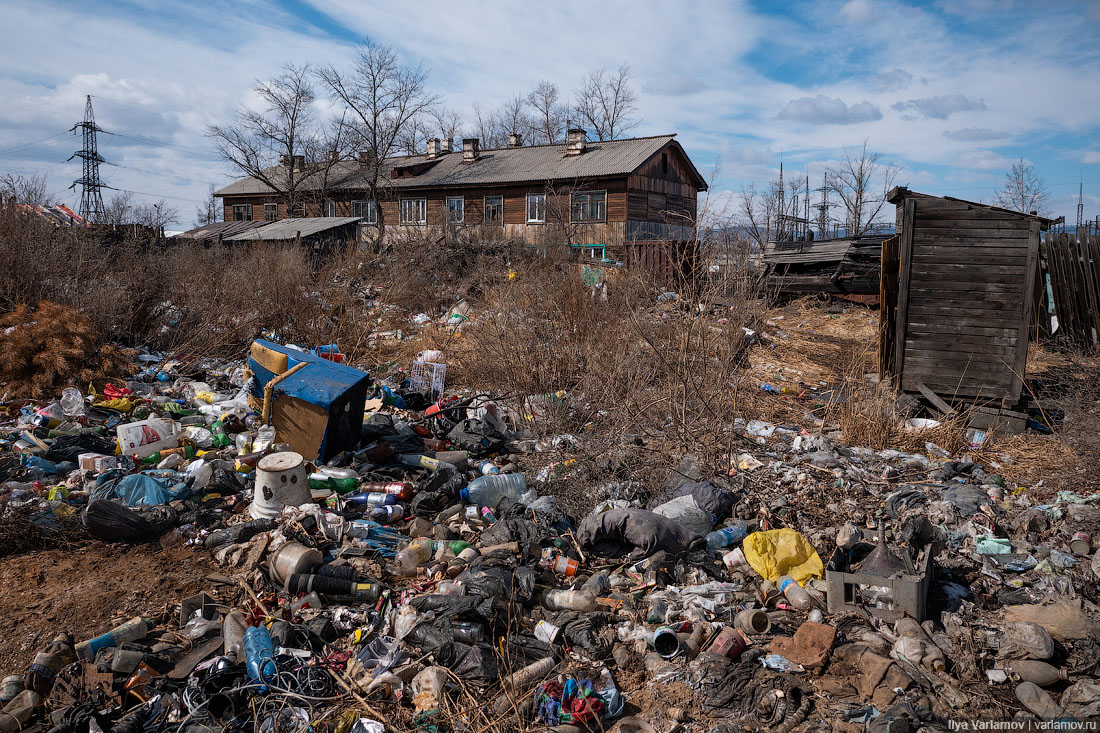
(292, 155), (305, 172)
(462, 138), (480, 163)
(508, 132), (523, 148)
(426, 138), (441, 159)
(441, 138), (453, 154)
(566, 128), (587, 156)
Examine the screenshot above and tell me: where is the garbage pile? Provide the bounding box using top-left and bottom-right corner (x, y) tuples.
(2, 338), (1100, 732)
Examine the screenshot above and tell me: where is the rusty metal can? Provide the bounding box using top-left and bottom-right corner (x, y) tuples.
(1070, 532), (1091, 556)
(706, 626), (749, 660)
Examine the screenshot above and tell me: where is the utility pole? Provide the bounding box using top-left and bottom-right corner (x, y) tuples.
(69, 95), (106, 223)
(812, 173), (835, 240)
(1077, 177), (1084, 233)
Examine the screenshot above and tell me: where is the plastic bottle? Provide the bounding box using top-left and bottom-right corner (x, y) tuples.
(222, 611), (247, 662)
(1004, 660), (1068, 686)
(369, 505), (404, 523)
(391, 537), (435, 576)
(361, 481), (414, 501)
(75, 617), (151, 660)
(1015, 681), (1065, 720)
(398, 454), (441, 471)
(452, 621), (483, 642)
(59, 387), (85, 417)
(459, 474), (527, 506)
(704, 522), (751, 555)
(140, 445), (195, 465)
(254, 426), (276, 452)
(26, 632), (75, 694)
(243, 625), (277, 683)
(345, 492), (397, 507)
(777, 575), (813, 611)
(475, 460), (500, 475)
(308, 473), (359, 493)
(235, 433), (253, 455)
(542, 589), (596, 612)
(211, 421), (230, 449)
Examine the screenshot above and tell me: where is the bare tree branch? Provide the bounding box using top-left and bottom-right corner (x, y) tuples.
(826, 140), (898, 236)
(574, 64), (639, 141)
(527, 81), (567, 144)
(994, 159), (1049, 216)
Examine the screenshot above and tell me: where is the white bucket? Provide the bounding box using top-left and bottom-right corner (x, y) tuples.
(250, 451), (312, 519)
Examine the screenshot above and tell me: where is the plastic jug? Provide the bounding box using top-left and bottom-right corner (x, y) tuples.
(459, 474), (527, 506)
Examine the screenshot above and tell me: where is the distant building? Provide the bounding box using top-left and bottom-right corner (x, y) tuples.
(214, 130), (707, 266)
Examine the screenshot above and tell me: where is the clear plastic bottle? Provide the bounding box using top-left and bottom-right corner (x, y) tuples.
(777, 575), (813, 611)
(59, 387), (85, 417)
(459, 474), (527, 506)
(390, 537), (435, 576)
(542, 589), (596, 611)
(704, 522), (751, 555)
(1015, 681), (1065, 720)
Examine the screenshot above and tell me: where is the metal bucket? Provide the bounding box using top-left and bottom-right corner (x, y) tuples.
(251, 451), (311, 519)
(268, 542), (323, 586)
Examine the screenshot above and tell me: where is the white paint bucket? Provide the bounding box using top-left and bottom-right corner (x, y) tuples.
(250, 451), (311, 519)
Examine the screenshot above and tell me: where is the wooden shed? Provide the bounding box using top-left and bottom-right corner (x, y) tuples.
(880, 187), (1050, 422)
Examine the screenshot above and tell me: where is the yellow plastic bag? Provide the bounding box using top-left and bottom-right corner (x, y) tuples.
(742, 528), (823, 585)
(93, 397), (136, 413)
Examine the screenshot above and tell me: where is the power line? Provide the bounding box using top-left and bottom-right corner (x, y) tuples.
(101, 183), (205, 204)
(0, 130), (70, 157)
(103, 130), (219, 158)
(105, 160), (210, 186)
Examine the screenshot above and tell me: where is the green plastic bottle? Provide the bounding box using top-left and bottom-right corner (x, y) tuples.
(211, 420), (230, 449)
(308, 474), (358, 493)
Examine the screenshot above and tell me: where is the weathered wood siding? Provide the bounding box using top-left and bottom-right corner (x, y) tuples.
(895, 194), (1038, 402)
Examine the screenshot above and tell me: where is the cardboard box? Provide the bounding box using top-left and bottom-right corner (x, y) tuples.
(78, 453), (133, 473)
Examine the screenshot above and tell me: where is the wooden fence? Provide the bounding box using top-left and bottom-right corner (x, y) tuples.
(1040, 232), (1100, 347)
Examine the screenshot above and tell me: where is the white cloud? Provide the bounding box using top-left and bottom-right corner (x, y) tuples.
(892, 95), (987, 120)
(944, 127), (1008, 141)
(777, 95), (883, 125)
(1083, 151), (1100, 165)
(840, 0), (875, 24)
(869, 68), (913, 92)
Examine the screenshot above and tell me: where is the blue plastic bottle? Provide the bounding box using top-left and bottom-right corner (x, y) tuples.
(243, 625), (277, 682)
(704, 522), (751, 555)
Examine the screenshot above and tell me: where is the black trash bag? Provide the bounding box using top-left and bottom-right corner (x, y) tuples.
(408, 594), (494, 620)
(204, 518), (278, 549)
(577, 508), (694, 560)
(434, 641), (498, 685)
(458, 564), (537, 605)
(446, 418), (506, 457)
(84, 500), (178, 543)
(43, 433), (117, 464)
(361, 413), (424, 455)
(554, 611), (615, 660)
(674, 480), (736, 519)
(479, 517), (552, 547)
(422, 463), (465, 497)
(409, 490), (453, 520)
(207, 468), (248, 495)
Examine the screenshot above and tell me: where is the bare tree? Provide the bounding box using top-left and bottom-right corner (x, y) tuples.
(826, 140), (898, 236)
(207, 64), (346, 215)
(133, 200), (180, 232)
(102, 191), (134, 227)
(498, 94), (532, 144)
(527, 81), (568, 144)
(994, 159), (1049, 215)
(468, 101), (508, 149)
(0, 173), (49, 206)
(430, 107), (464, 148)
(195, 184), (221, 225)
(397, 116), (432, 156)
(318, 43), (438, 245)
(574, 64), (639, 141)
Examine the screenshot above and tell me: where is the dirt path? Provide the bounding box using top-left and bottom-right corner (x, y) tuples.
(0, 542), (218, 676)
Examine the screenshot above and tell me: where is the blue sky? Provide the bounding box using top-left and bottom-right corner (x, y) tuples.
(1, 0), (1099, 227)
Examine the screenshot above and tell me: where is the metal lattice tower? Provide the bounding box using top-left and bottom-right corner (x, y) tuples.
(69, 95), (106, 223)
(812, 173), (836, 239)
(1077, 178), (1084, 231)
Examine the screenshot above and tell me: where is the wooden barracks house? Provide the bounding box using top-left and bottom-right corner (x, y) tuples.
(214, 129), (707, 267)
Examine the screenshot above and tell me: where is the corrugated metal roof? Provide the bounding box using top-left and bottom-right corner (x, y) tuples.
(222, 217), (360, 241)
(214, 135), (704, 197)
(173, 220), (268, 239)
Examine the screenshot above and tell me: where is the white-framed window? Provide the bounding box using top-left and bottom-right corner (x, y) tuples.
(400, 197), (427, 224)
(325, 200), (336, 217)
(571, 191), (606, 222)
(263, 203), (277, 221)
(484, 196), (503, 224)
(232, 204), (252, 221)
(446, 196), (465, 224)
(526, 193), (546, 223)
(352, 200), (377, 224)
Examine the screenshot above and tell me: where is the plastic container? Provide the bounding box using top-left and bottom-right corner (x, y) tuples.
(369, 505), (404, 523)
(705, 522), (751, 555)
(243, 625), (277, 683)
(116, 418), (180, 459)
(268, 542), (323, 586)
(777, 575), (813, 611)
(734, 608), (771, 635)
(222, 611), (247, 662)
(251, 452), (311, 520)
(391, 537), (435, 576)
(1003, 660), (1068, 686)
(345, 492), (397, 507)
(361, 481), (414, 501)
(651, 626), (680, 659)
(542, 589), (596, 611)
(0, 675), (23, 705)
(460, 474), (527, 506)
(75, 618), (151, 661)
(59, 387), (85, 417)
(1015, 681), (1065, 720)
(26, 632), (75, 694)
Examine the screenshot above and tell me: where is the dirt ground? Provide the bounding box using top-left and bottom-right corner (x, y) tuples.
(0, 542), (218, 675)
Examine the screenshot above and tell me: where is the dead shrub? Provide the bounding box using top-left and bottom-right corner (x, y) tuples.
(0, 301), (136, 398)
